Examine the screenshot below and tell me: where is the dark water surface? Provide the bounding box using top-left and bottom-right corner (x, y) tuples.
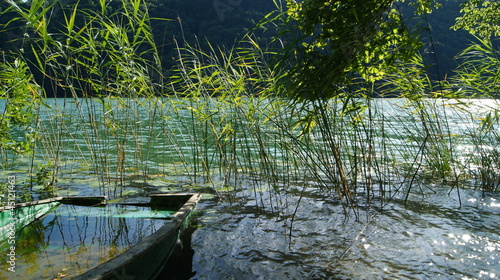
(188, 187), (499, 279)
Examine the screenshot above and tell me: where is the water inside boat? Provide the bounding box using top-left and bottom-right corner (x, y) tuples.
(0, 203), (176, 279)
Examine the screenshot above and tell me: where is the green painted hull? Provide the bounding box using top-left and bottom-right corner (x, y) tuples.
(0, 198), (62, 242)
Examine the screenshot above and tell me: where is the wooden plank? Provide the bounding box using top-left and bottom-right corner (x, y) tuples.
(150, 193), (193, 209)
(61, 196), (107, 206)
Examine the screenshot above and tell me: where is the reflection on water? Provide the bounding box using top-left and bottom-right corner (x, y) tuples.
(0, 204), (173, 279)
(191, 187), (499, 279)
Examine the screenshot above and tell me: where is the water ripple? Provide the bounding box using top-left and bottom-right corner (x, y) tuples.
(191, 189), (499, 279)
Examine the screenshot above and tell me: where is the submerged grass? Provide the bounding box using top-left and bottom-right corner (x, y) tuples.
(0, 0), (498, 211)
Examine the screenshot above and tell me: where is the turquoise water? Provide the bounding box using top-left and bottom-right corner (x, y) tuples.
(1, 98), (498, 198)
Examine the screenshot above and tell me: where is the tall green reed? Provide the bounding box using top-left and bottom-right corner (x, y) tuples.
(1, 0), (497, 207)
(168, 36), (282, 192)
(2, 0), (170, 198)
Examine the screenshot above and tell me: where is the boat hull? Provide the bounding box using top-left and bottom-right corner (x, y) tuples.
(0, 193), (200, 280)
(74, 193), (201, 280)
(0, 197), (63, 241)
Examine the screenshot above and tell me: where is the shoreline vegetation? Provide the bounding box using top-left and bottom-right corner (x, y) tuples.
(0, 0), (498, 214)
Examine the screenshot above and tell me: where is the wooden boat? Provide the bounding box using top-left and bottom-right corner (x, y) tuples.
(0, 193), (201, 280)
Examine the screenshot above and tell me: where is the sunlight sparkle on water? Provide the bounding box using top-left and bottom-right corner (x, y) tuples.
(479, 271), (496, 279)
(488, 198), (500, 208)
(462, 234), (472, 243)
(469, 197), (500, 207)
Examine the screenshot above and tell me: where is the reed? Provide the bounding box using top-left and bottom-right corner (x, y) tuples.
(1, 0), (168, 198)
(1, 0), (498, 206)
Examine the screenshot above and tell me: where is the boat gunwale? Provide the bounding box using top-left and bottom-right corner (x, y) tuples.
(0, 196), (109, 212)
(0, 197), (64, 212)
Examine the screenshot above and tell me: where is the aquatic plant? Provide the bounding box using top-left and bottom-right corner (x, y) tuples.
(0, 0), (498, 206)
(0, 56), (40, 163)
(1, 0), (169, 197)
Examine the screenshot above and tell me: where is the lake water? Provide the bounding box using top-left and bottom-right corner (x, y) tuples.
(1, 97), (499, 279)
(190, 185), (499, 279)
